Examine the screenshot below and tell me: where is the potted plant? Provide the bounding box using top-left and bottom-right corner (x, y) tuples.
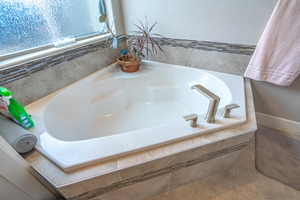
(99, 1), (163, 72)
(120, 22), (164, 72)
(105, 21), (164, 73)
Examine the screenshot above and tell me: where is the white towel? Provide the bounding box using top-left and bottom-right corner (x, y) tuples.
(245, 0), (300, 86)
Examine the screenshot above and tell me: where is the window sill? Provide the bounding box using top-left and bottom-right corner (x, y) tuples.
(0, 33), (112, 70)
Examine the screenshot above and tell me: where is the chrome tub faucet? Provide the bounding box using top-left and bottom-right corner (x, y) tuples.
(191, 84), (220, 123)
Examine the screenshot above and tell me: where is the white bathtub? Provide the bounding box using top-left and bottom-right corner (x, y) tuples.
(28, 61), (246, 172)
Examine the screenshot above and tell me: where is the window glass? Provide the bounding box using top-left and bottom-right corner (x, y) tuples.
(0, 0), (107, 56)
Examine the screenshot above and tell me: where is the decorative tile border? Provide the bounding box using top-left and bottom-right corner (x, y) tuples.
(153, 37), (256, 56)
(0, 35), (255, 86)
(126, 35), (255, 56)
(73, 142), (249, 200)
(0, 41), (108, 86)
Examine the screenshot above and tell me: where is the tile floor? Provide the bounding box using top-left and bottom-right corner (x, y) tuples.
(146, 142), (300, 200)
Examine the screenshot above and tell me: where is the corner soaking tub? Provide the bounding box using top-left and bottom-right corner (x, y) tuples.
(28, 61), (246, 172)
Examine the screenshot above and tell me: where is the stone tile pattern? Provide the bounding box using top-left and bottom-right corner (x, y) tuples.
(2, 44), (120, 105)
(144, 38), (253, 76)
(256, 125), (300, 190)
(127, 36), (254, 76)
(0, 41), (109, 86)
(145, 139), (300, 200)
(69, 142), (248, 200)
(126, 36), (255, 56)
(154, 37), (256, 56)
(1, 36), (253, 105)
(1, 37), (254, 86)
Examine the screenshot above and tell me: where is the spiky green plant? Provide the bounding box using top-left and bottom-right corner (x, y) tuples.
(127, 21), (164, 60)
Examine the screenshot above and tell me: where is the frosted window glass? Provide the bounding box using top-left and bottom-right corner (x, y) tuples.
(0, 0), (107, 56)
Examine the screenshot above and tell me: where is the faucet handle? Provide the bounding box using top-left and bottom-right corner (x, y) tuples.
(223, 104), (240, 118)
(184, 114), (198, 128)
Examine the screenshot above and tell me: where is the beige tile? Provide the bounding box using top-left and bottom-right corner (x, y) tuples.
(118, 155), (175, 180)
(168, 185), (199, 200)
(145, 192), (169, 200)
(256, 126), (300, 190)
(5, 61), (75, 106)
(169, 134), (251, 166)
(146, 141), (300, 200)
(149, 46), (194, 67)
(170, 151), (241, 189)
(5, 48), (119, 106)
(71, 48), (119, 72)
(149, 46), (251, 76)
(59, 172), (121, 199)
(26, 152), (121, 198)
(187, 48), (251, 76)
(90, 174), (171, 200)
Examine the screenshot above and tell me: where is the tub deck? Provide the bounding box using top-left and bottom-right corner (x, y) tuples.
(26, 61), (248, 172)
(24, 78), (256, 199)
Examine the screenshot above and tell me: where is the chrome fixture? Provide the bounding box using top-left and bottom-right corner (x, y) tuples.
(223, 104), (240, 118)
(184, 114), (198, 128)
(191, 84), (220, 123)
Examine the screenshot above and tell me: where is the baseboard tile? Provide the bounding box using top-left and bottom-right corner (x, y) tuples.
(256, 112), (300, 134)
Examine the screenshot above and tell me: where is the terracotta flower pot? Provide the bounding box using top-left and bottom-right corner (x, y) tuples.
(117, 55), (141, 73)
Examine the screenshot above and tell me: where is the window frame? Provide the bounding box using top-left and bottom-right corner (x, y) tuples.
(0, 0), (120, 70)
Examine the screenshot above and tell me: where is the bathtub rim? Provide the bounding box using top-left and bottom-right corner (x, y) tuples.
(27, 61), (247, 172)
(24, 61), (257, 190)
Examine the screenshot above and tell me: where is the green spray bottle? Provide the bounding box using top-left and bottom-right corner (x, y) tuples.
(0, 87), (34, 129)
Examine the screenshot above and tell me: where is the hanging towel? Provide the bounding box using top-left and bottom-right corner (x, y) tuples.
(245, 0), (300, 86)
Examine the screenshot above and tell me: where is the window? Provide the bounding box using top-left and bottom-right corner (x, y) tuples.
(0, 0), (110, 59)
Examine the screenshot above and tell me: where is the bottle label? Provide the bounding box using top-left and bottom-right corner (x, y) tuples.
(0, 96), (10, 117)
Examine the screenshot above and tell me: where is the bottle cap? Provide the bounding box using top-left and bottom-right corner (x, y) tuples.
(0, 87), (12, 97)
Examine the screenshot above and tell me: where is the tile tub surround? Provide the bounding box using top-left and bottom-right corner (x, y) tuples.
(256, 125), (300, 190)
(88, 150), (243, 200)
(149, 45), (252, 76)
(25, 80), (256, 200)
(126, 36), (254, 76)
(145, 138), (300, 200)
(1, 36), (253, 105)
(1, 40), (122, 106)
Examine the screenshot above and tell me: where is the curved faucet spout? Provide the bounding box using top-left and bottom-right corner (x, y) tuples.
(191, 84), (220, 123)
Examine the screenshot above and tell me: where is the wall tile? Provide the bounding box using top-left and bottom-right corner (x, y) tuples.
(149, 46), (251, 76)
(87, 174), (171, 200)
(145, 139), (300, 200)
(118, 155), (175, 180)
(169, 135), (251, 166)
(59, 172), (121, 199)
(256, 126), (300, 190)
(59, 141), (249, 200)
(4, 48), (120, 105)
(170, 151), (241, 189)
